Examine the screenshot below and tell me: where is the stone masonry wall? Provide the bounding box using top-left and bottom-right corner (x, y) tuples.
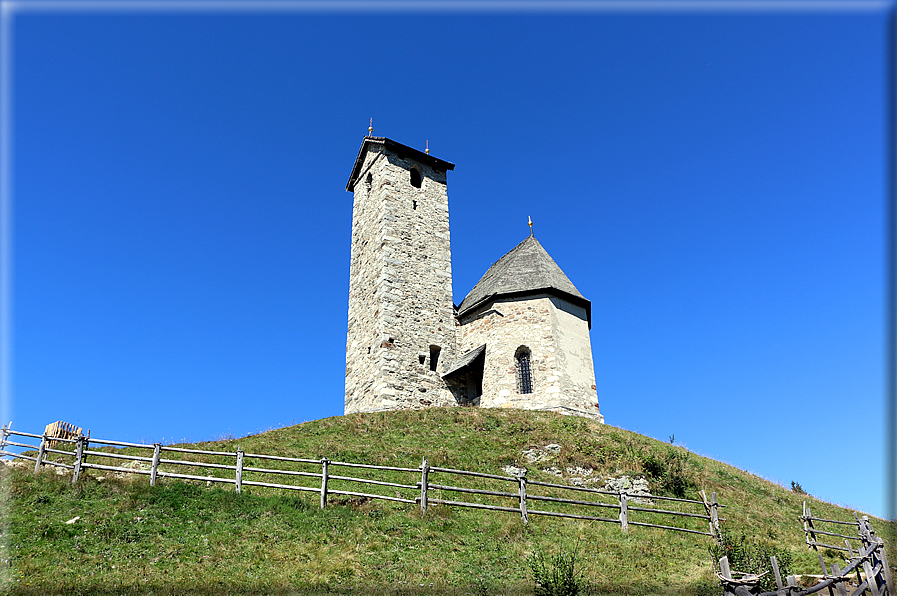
(457, 294), (602, 421)
(345, 145), (457, 414)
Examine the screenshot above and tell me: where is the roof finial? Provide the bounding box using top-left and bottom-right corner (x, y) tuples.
(528, 216), (533, 236)
(368, 118), (373, 136)
(425, 139), (429, 154)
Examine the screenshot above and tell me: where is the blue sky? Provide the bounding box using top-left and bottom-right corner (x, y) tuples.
(3, 2), (893, 520)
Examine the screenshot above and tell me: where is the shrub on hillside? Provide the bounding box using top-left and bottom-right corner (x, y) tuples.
(641, 448), (693, 498)
(528, 546), (584, 596)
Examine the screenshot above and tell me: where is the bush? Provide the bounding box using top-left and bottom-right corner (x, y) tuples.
(528, 546), (584, 596)
(790, 481), (806, 494)
(641, 448), (693, 498)
(710, 529), (793, 593)
(642, 453), (665, 479)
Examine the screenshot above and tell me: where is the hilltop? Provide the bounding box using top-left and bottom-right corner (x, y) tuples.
(5, 408), (894, 595)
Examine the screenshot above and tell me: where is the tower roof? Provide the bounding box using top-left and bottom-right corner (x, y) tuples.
(346, 136), (455, 192)
(457, 235), (591, 327)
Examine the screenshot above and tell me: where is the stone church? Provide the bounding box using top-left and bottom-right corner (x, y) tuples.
(344, 135), (603, 422)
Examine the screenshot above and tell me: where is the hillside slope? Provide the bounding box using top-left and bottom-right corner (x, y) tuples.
(5, 408), (894, 595)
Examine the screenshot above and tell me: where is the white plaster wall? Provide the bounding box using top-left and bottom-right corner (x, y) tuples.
(549, 296), (602, 420)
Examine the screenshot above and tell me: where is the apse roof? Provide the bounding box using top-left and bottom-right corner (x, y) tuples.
(457, 235), (590, 326)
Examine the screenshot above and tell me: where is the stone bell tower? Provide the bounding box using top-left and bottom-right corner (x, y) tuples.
(344, 136), (457, 414)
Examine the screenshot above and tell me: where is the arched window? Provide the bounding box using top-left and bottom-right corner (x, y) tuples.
(515, 347), (533, 394)
(410, 167), (422, 188)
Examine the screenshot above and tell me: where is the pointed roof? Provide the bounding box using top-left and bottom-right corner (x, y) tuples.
(346, 136), (455, 192)
(457, 236), (591, 327)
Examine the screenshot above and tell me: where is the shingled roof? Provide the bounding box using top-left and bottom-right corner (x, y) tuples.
(442, 344), (486, 379)
(457, 235), (591, 326)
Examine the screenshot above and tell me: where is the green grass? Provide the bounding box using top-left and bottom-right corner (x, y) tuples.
(3, 408), (894, 595)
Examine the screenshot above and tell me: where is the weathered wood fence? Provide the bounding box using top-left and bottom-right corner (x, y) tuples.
(718, 512), (893, 596)
(802, 501), (874, 555)
(1, 424), (722, 537)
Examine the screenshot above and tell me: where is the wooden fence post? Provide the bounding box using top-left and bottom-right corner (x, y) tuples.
(852, 545), (864, 588)
(517, 469), (528, 525)
(805, 502), (822, 552)
(619, 491), (629, 533)
(33, 434), (47, 474)
(320, 458), (329, 509)
(150, 444), (161, 487)
(830, 563), (848, 596)
(710, 492), (720, 536)
(72, 434), (85, 485)
(770, 556), (786, 596)
(859, 516), (877, 550)
(419, 457), (429, 515)
(699, 490), (715, 537)
(0, 424), (7, 453)
(719, 556), (734, 596)
(719, 556), (731, 579)
(875, 538), (893, 595)
(235, 447), (244, 494)
(862, 558), (882, 596)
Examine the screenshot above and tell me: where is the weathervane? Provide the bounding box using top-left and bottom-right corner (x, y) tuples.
(368, 118), (373, 136)
(425, 139), (429, 155)
(528, 216), (533, 236)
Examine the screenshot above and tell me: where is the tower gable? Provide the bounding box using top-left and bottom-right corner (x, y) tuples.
(346, 137), (455, 192)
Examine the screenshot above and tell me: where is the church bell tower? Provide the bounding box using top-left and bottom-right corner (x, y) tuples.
(344, 136), (457, 414)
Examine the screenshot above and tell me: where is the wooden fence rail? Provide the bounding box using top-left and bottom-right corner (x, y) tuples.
(802, 501), (868, 554)
(0, 424), (722, 538)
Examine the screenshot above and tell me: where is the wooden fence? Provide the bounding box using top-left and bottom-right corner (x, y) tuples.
(0, 424), (722, 537)
(717, 511), (893, 596)
(802, 501), (872, 554)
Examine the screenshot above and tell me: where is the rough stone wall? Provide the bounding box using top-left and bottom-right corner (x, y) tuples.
(345, 145), (457, 414)
(457, 294), (602, 421)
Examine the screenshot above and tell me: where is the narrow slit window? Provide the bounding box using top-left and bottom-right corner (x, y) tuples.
(410, 168), (422, 188)
(412, 200), (417, 210)
(516, 347), (533, 394)
(419, 355), (426, 365)
(429, 345), (441, 372)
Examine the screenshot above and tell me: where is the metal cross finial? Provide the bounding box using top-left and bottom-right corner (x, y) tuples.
(368, 118), (373, 136)
(528, 216), (533, 236)
(425, 139), (429, 154)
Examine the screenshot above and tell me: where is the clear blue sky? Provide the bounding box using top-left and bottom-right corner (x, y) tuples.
(4, 2), (893, 520)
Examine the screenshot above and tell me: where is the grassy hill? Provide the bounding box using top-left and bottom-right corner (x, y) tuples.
(4, 408), (894, 595)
